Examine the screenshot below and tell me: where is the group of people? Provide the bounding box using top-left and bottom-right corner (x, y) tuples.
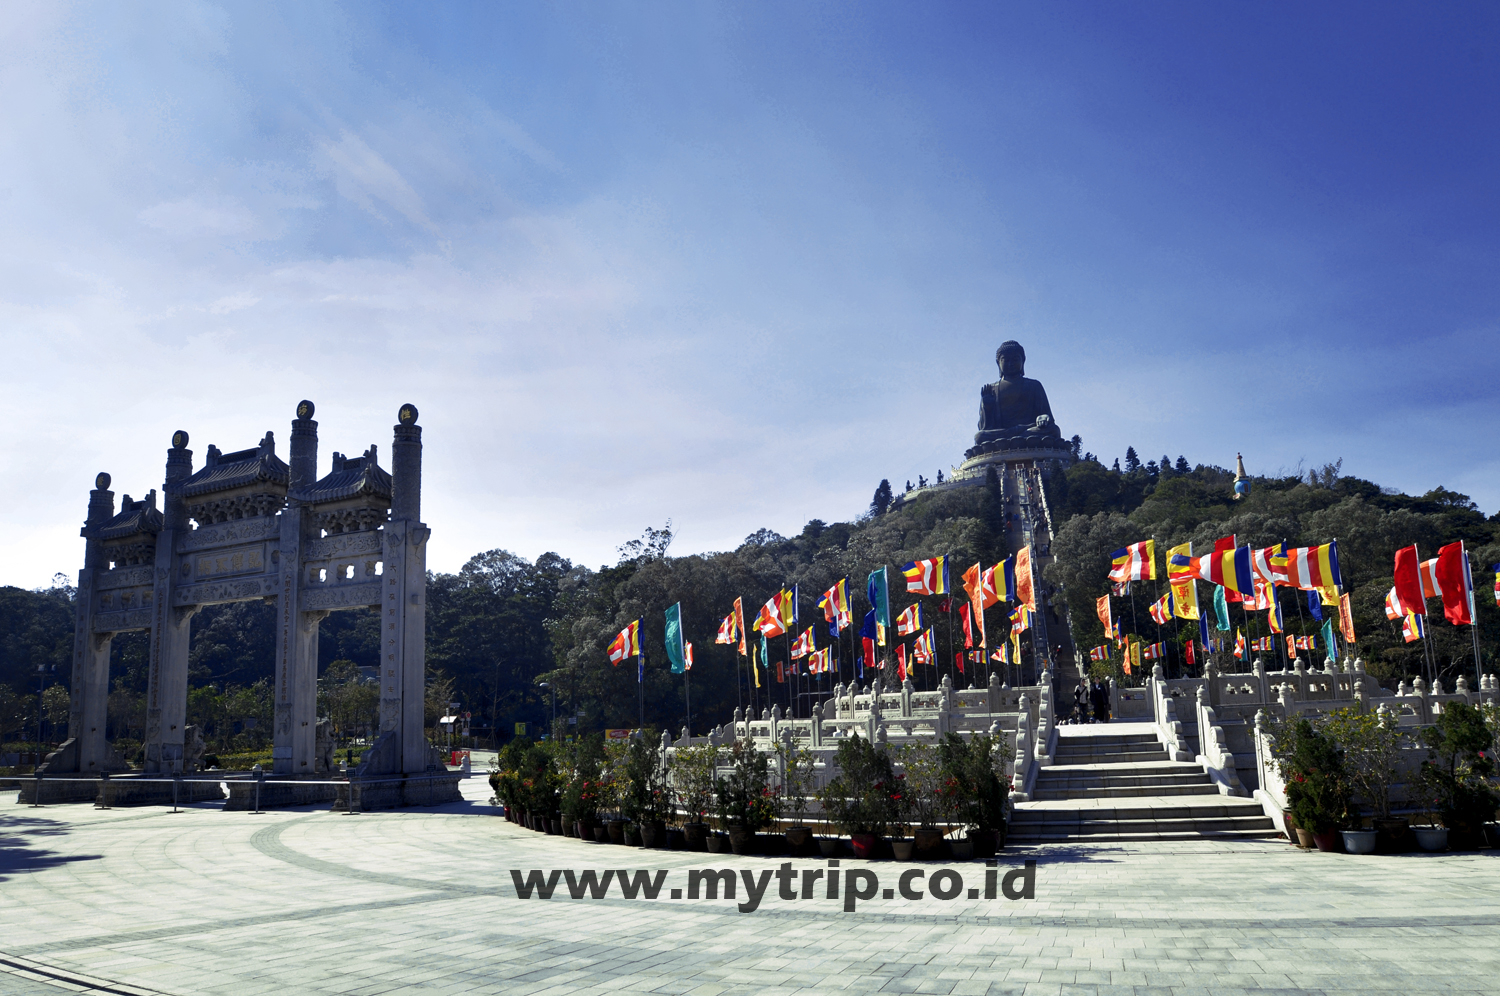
(1069, 676), (1111, 724)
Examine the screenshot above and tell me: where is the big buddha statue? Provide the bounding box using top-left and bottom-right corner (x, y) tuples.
(973, 340), (1063, 450)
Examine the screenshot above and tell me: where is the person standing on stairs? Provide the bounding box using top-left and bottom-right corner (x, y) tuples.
(1091, 678), (1110, 723)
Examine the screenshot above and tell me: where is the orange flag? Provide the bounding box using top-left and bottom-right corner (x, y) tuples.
(1016, 546), (1036, 610)
(961, 563), (987, 648)
(1338, 592), (1356, 644)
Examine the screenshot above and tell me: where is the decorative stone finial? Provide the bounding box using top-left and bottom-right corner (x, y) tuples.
(398, 402), (419, 425)
(95, 472), (111, 490)
(296, 400), (315, 420)
(171, 430), (188, 449)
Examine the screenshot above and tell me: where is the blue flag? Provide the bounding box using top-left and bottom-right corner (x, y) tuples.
(860, 609), (878, 641)
(1306, 589), (1323, 622)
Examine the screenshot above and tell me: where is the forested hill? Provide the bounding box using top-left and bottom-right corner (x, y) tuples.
(2, 455), (1497, 744)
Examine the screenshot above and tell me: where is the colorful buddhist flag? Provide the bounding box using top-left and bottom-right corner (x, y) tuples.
(1251, 543), (1290, 586)
(1402, 611), (1425, 643)
(1125, 636), (1140, 675)
(1109, 540), (1157, 583)
(1141, 641), (1165, 661)
(1089, 645), (1110, 661)
(789, 627), (816, 660)
(913, 628), (935, 663)
(607, 620), (640, 666)
(1493, 563), (1500, 606)
(1284, 542), (1342, 594)
(991, 645), (1009, 664)
(781, 585), (799, 628)
(902, 556), (948, 595)
(1174, 545), (1255, 598)
(993, 557), (1017, 603)
(715, 610), (738, 646)
(895, 603), (923, 636)
(1148, 591), (1173, 626)
(1233, 628), (1245, 660)
(733, 597), (747, 654)
(1166, 542), (1200, 621)
(1267, 589), (1283, 634)
(684, 641), (694, 671)
(1009, 605), (1031, 633)
(754, 592), (787, 637)
(819, 579), (851, 634)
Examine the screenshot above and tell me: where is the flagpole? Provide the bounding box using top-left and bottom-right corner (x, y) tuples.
(685, 660), (691, 738)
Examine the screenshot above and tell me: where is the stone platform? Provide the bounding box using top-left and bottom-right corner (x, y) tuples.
(17, 774), (227, 807)
(5, 775), (1500, 996)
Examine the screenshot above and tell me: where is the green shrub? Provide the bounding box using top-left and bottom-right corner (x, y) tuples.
(1419, 702), (1499, 832)
(714, 738), (780, 832)
(817, 736), (898, 836)
(937, 731), (1009, 833)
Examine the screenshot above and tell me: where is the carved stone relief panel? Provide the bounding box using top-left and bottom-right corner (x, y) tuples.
(172, 576), (276, 606)
(93, 609), (153, 633)
(175, 516), (278, 553)
(192, 544), (267, 581)
(303, 530), (382, 561)
(97, 566), (155, 591)
(299, 581), (382, 610)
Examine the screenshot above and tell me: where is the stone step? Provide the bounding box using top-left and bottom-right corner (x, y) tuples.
(1050, 747), (1164, 762)
(1008, 827), (1281, 844)
(1055, 731), (1159, 745)
(1014, 814), (1276, 834)
(1030, 783), (1221, 800)
(1037, 766), (1208, 786)
(1010, 800), (1265, 823)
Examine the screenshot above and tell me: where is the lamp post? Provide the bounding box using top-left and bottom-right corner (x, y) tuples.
(539, 682), (556, 740)
(36, 664), (53, 749)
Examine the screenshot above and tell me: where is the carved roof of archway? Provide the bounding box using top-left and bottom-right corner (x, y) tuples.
(295, 445), (392, 506)
(98, 491), (164, 540)
(179, 432), (289, 499)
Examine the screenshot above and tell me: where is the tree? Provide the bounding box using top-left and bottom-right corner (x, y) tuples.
(1159, 455), (1172, 476)
(869, 479), (893, 517)
(1124, 447), (1140, 474)
(1069, 435), (1082, 459)
(1111, 458), (1120, 473)
(1175, 456), (1190, 474)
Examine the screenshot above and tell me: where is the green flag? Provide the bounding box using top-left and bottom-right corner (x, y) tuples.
(867, 567), (891, 628)
(665, 603), (686, 674)
(760, 632), (770, 668)
(1320, 618), (1337, 662)
(1212, 586), (1231, 632)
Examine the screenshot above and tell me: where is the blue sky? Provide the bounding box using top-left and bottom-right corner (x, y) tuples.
(3, 2), (1498, 587)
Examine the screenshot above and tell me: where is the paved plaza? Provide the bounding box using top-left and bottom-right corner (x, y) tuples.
(2, 775), (1499, 996)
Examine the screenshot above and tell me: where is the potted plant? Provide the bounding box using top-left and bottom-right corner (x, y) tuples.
(714, 739), (780, 854)
(938, 731), (1010, 858)
(560, 735), (605, 841)
(600, 739), (630, 843)
(776, 740), (817, 854)
(673, 743), (720, 850)
(1321, 707), (1400, 855)
(897, 741), (948, 859)
(621, 735), (671, 847)
(1418, 701), (1499, 850)
(1276, 719), (1351, 852)
(816, 736), (899, 858)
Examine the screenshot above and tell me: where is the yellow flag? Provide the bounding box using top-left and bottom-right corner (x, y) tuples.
(752, 644), (761, 688)
(1167, 542), (1200, 621)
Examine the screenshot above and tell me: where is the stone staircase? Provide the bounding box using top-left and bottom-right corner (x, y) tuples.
(1008, 725), (1278, 843)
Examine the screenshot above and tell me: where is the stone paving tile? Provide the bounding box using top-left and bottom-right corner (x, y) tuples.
(5, 783), (1500, 996)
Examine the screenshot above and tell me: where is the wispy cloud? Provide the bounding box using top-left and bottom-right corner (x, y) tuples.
(315, 128), (438, 233)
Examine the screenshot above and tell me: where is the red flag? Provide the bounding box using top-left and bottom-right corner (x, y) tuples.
(954, 652), (965, 675)
(897, 643), (907, 682)
(1185, 639), (1196, 667)
(936, 596), (953, 613)
(1393, 545), (1426, 616)
(775, 661), (786, 683)
(959, 603), (974, 649)
(1434, 541), (1474, 625)
(862, 636), (876, 675)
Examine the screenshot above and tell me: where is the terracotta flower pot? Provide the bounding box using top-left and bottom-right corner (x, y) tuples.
(1311, 830), (1340, 852)
(593, 825), (609, 844)
(891, 840), (915, 861)
(640, 820), (666, 848)
(606, 819), (627, 845)
(850, 833), (878, 859)
(1294, 828), (1315, 849)
(577, 817), (597, 841)
(1282, 809), (1298, 844)
(683, 822), (709, 850)
(728, 826), (755, 855)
